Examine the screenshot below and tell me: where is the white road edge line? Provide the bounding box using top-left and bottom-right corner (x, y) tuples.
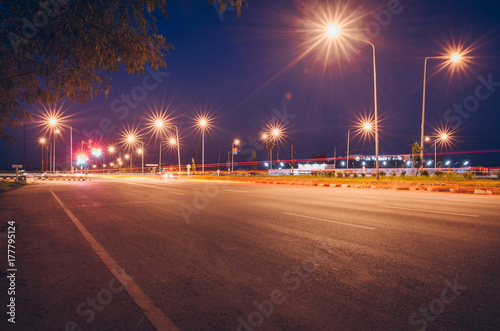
(444, 199), (500, 205)
(50, 189), (179, 331)
(282, 212), (376, 230)
(379, 205), (479, 218)
(126, 182), (186, 195)
(224, 189), (248, 193)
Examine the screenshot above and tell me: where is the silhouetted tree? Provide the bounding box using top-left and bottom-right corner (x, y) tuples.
(0, 0), (248, 142)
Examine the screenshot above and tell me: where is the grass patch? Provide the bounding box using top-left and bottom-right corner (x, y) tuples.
(189, 174), (500, 188)
(0, 180), (27, 193)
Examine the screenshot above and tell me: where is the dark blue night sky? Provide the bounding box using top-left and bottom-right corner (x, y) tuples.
(2, 0), (500, 170)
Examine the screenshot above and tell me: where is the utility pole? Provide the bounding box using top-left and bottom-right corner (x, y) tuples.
(218, 149), (221, 170)
(334, 146), (336, 170)
(23, 123), (26, 170)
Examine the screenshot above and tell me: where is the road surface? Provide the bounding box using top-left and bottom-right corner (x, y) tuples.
(1, 176), (499, 330)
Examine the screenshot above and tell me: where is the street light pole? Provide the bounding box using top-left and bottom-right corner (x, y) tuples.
(70, 125), (73, 173)
(202, 128), (205, 174)
(435, 142), (437, 170)
(141, 141), (144, 174)
(327, 27), (380, 179)
(421, 55), (461, 174)
(346, 128), (350, 171)
(231, 142), (234, 174)
(176, 126), (181, 174)
(159, 142), (162, 174)
(53, 130), (56, 172)
(269, 143), (273, 173)
(350, 37), (379, 179)
(420, 57), (440, 173)
(369, 42), (380, 180)
(231, 139), (239, 174)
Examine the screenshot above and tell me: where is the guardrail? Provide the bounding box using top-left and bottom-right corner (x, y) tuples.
(0, 174), (27, 181)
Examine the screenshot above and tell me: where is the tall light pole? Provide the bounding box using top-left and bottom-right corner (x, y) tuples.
(48, 118), (73, 173)
(346, 129), (350, 171)
(155, 119), (182, 174)
(52, 128), (60, 172)
(231, 139), (240, 174)
(429, 133), (449, 170)
(199, 119), (207, 174)
(420, 54), (461, 173)
(168, 134), (182, 174)
(39, 138), (46, 172)
(346, 122), (373, 171)
(126, 135), (135, 171)
(262, 133), (272, 172)
(138, 142), (144, 173)
(327, 24), (380, 179)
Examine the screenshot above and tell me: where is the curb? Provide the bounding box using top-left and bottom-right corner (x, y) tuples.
(37, 177), (90, 181)
(177, 177), (500, 195)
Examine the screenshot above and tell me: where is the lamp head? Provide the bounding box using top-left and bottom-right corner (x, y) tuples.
(326, 24), (340, 37)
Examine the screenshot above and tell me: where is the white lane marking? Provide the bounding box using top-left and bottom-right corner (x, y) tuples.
(224, 189), (248, 193)
(125, 182), (186, 195)
(379, 205), (479, 218)
(168, 191), (186, 196)
(50, 190), (179, 331)
(282, 212), (376, 230)
(444, 199), (500, 205)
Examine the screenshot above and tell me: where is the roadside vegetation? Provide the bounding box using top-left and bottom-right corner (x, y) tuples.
(190, 171), (500, 188)
(0, 181), (26, 193)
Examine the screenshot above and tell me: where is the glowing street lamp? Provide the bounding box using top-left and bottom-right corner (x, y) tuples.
(123, 133), (137, 170)
(346, 121), (374, 171)
(326, 24), (340, 37)
(261, 126), (284, 173)
(91, 148), (102, 157)
(420, 52), (463, 173)
(231, 139), (240, 174)
(326, 24), (380, 179)
(428, 131), (451, 170)
(153, 117), (182, 174)
(48, 117), (73, 173)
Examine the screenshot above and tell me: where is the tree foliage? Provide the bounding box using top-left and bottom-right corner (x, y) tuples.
(412, 142), (422, 167)
(0, 0), (247, 143)
(251, 150), (257, 171)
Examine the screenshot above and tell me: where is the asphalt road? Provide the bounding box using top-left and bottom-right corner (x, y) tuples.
(1, 176), (499, 330)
